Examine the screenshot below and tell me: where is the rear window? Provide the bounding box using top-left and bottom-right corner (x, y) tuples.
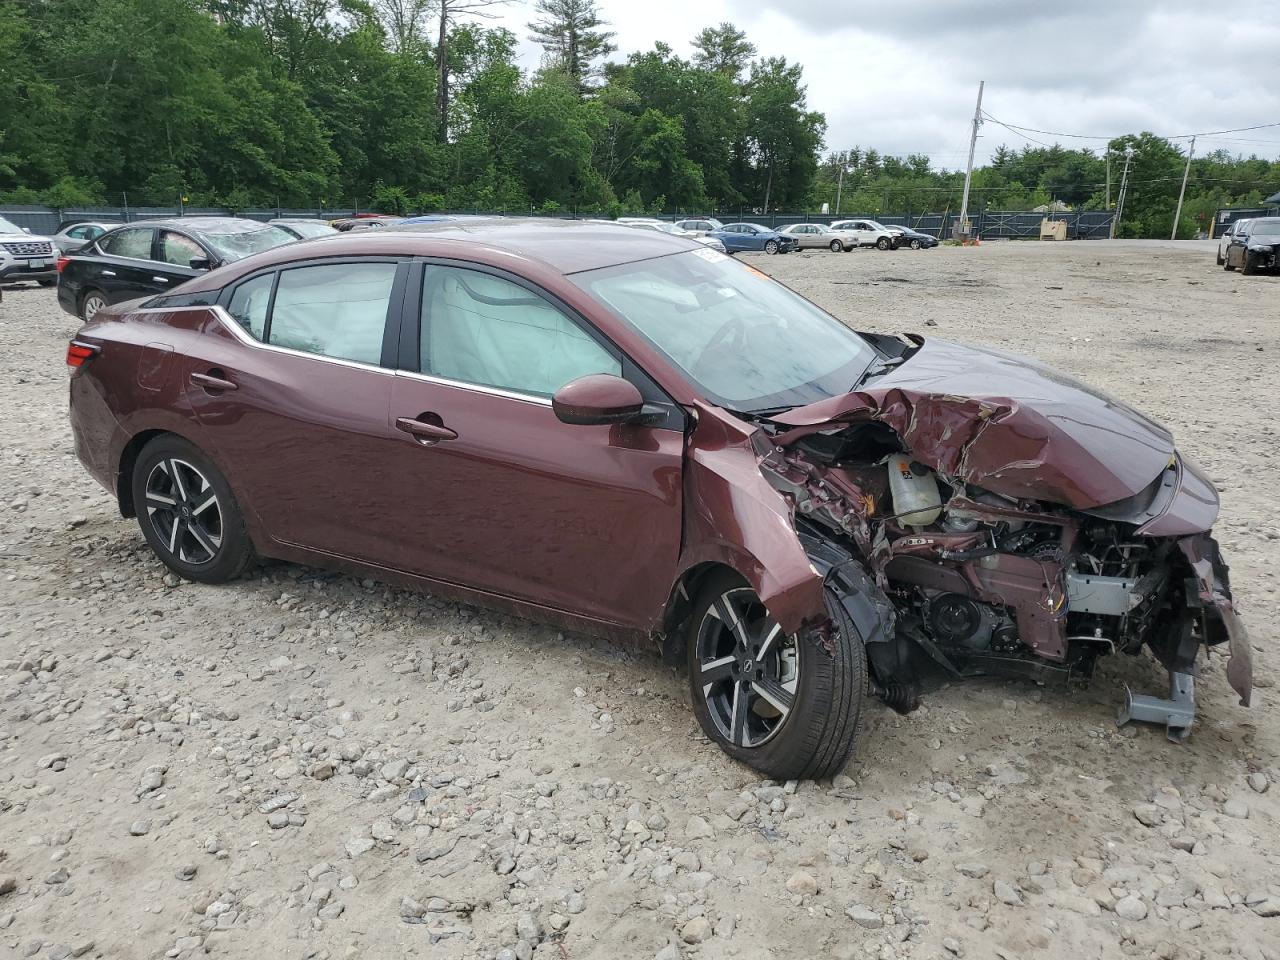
(100, 228), (153, 259)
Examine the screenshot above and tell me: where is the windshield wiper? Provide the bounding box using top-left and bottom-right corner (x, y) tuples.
(851, 355), (905, 390)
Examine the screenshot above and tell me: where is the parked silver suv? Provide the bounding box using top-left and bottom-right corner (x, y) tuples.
(0, 215), (58, 286)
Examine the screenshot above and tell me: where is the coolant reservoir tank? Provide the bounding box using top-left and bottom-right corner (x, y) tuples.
(887, 454), (942, 527)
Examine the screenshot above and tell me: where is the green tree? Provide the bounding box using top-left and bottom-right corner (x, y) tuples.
(690, 22), (755, 79)
(527, 0), (615, 91)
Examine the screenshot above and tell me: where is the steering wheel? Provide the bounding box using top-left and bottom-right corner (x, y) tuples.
(692, 316), (748, 382)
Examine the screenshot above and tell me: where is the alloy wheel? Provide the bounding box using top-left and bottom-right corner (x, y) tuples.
(695, 587), (798, 748)
(764, 240), (779, 255)
(144, 458), (223, 565)
(82, 294), (106, 321)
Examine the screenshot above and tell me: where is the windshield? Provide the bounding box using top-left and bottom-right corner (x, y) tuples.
(200, 225), (294, 261)
(1250, 218), (1280, 237)
(281, 221), (337, 238)
(0, 216), (25, 234)
(571, 249), (878, 412)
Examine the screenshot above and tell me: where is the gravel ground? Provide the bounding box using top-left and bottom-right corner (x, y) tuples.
(0, 239), (1277, 960)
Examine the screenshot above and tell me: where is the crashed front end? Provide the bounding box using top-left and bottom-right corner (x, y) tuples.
(732, 335), (1252, 739)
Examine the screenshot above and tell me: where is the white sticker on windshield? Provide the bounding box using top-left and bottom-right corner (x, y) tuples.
(691, 247), (729, 263)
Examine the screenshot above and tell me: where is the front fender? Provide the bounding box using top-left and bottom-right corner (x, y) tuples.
(676, 403), (826, 635)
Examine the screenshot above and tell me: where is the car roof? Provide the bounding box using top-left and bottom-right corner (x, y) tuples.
(725, 222), (769, 230)
(109, 217), (279, 234)
(177, 217), (702, 292)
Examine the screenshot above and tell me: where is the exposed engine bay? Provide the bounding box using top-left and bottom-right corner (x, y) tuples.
(745, 334), (1252, 740)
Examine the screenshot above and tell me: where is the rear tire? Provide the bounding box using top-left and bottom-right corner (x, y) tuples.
(686, 570), (868, 780)
(1216, 250), (1225, 266)
(79, 288), (108, 321)
(130, 435), (254, 584)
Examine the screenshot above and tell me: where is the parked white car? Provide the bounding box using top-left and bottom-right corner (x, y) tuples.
(672, 217), (724, 236)
(830, 219), (902, 250)
(51, 221), (120, 254)
(1217, 219), (1252, 266)
(778, 223), (859, 252)
(616, 218), (727, 253)
(0, 215), (58, 286)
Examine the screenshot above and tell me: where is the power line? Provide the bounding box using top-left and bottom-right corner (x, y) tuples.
(981, 111), (1280, 143)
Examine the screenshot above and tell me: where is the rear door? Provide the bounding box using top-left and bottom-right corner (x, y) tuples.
(93, 227), (158, 302)
(374, 260), (685, 627)
(186, 257), (405, 558)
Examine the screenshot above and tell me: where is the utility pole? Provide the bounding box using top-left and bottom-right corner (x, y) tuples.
(1111, 147), (1134, 239)
(1105, 153), (1111, 211)
(958, 80), (985, 242)
(1171, 135), (1195, 240)
(834, 152), (846, 216)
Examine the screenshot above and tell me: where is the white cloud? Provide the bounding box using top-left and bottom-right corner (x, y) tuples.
(487, 1), (1280, 165)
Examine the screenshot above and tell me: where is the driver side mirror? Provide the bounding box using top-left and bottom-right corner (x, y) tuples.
(553, 374), (645, 426)
(189, 256), (214, 271)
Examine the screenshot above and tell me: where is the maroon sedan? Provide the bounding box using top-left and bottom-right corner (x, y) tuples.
(66, 220), (1251, 777)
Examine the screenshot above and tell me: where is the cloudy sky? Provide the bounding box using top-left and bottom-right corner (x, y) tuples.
(487, 0), (1280, 169)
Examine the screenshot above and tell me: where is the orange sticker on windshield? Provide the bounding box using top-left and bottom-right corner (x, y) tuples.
(743, 264), (769, 280)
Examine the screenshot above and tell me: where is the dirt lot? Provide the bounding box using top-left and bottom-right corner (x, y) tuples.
(1, 239), (1277, 960)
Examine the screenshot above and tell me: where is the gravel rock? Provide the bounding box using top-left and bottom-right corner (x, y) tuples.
(680, 916), (710, 944)
(129, 820), (151, 837)
(993, 879), (1022, 905)
(1115, 895), (1148, 921)
(786, 870), (818, 896)
(1223, 798), (1250, 819)
(845, 905), (883, 929)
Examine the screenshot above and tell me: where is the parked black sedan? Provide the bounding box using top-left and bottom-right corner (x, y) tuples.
(1224, 217), (1279, 275)
(890, 225), (939, 250)
(57, 217), (294, 320)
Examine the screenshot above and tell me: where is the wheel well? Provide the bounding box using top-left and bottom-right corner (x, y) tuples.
(660, 561), (740, 665)
(116, 429), (168, 518)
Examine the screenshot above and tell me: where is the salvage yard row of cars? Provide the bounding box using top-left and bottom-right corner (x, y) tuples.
(47, 216), (1251, 779)
(1216, 216), (1280, 275)
(6, 211), (943, 316)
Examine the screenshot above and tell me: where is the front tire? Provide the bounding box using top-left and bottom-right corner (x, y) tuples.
(910, 239), (922, 250)
(764, 240), (780, 255)
(131, 435), (254, 584)
(876, 236), (891, 250)
(687, 570), (867, 780)
(1241, 253), (1254, 276)
(829, 240), (843, 252)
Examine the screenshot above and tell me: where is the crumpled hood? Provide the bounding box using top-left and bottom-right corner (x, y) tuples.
(770, 336), (1176, 509)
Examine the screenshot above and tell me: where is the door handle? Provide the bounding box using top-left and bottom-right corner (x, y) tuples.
(396, 416), (458, 443)
(191, 371), (238, 391)
(152, 276), (170, 283)
(102, 270), (116, 276)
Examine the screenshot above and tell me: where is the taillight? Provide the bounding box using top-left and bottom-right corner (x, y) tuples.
(66, 341), (98, 369)
(56, 256), (70, 273)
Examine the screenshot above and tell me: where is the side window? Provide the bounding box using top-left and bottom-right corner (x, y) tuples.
(227, 273), (273, 340)
(159, 231), (205, 267)
(87, 226), (105, 240)
(420, 266), (620, 398)
(67, 226), (88, 239)
(100, 228), (154, 259)
(267, 262), (396, 364)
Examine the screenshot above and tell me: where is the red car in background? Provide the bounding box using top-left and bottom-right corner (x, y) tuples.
(66, 220), (1251, 777)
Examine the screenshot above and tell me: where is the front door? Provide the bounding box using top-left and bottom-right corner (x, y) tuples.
(375, 262), (685, 628)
